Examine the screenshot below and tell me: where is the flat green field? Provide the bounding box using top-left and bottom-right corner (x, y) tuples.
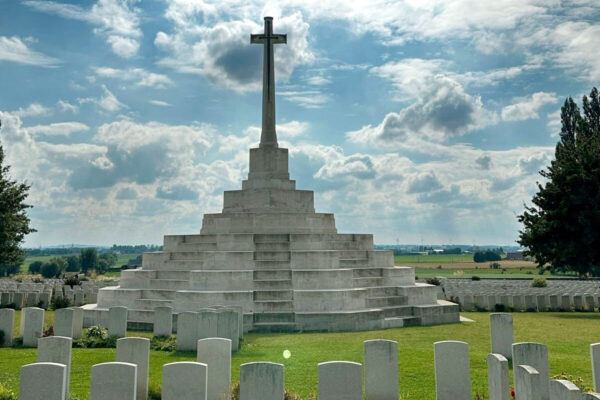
(1, 311), (599, 399)
(394, 254), (475, 263)
(414, 267), (575, 279)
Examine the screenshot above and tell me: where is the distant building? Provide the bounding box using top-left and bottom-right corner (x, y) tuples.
(505, 251), (525, 260)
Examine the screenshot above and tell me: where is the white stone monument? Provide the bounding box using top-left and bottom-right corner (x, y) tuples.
(487, 353), (510, 400)
(153, 306), (172, 337)
(54, 308), (75, 338)
(490, 313), (514, 360)
(108, 306), (127, 338)
(364, 339), (398, 400)
(162, 362), (208, 400)
(240, 362), (284, 400)
(318, 361), (362, 400)
(514, 365), (541, 400)
(90, 362), (137, 400)
(19, 362), (66, 400)
(434, 341), (471, 400)
(37, 336), (72, 400)
(549, 379), (580, 400)
(83, 16), (459, 333)
(22, 307), (44, 347)
(116, 337), (150, 400)
(513, 342), (550, 400)
(197, 338), (231, 400)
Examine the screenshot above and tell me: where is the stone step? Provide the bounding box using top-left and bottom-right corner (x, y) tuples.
(338, 250), (369, 259)
(254, 242), (290, 251)
(253, 300), (294, 312)
(384, 316), (420, 328)
(253, 312), (295, 323)
(176, 242), (217, 251)
(155, 270), (191, 280)
(254, 234), (290, 243)
(252, 322), (297, 333)
(353, 268), (383, 278)
(254, 260), (291, 270)
(366, 296), (406, 308)
(149, 279), (190, 290)
(181, 234), (217, 244)
(254, 279), (292, 290)
(253, 270), (292, 280)
(340, 258), (369, 268)
(352, 277), (383, 288)
(368, 286), (400, 297)
(254, 290), (294, 301)
(254, 251), (290, 261)
(141, 289), (177, 300)
(135, 298), (173, 310)
(380, 305), (415, 318)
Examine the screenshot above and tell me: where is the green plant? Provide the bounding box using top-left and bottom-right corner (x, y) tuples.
(43, 326), (54, 337)
(426, 277), (441, 286)
(150, 335), (176, 352)
(0, 382), (16, 400)
(73, 326), (117, 348)
(531, 277), (548, 287)
(494, 304), (506, 312)
(551, 372), (592, 392)
(230, 382), (240, 400)
(0, 303), (16, 310)
(148, 381), (161, 400)
(471, 276), (481, 281)
(51, 296), (71, 310)
(489, 262), (501, 269)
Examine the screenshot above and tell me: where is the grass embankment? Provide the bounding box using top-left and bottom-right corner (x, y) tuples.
(1, 311), (599, 399)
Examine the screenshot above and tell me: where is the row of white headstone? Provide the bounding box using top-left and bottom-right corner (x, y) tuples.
(456, 293), (598, 312)
(0, 281), (101, 310)
(0, 307), (86, 347)
(16, 336), (400, 400)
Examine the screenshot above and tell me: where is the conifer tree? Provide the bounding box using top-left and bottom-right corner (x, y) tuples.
(518, 88), (600, 277)
(0, 121), (36, 274)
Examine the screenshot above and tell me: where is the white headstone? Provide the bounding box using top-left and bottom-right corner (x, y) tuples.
(217, 310), (239, 351)
(524, 295), (536, 311)
(177, 312), (198, 351)
(549, 295), (559, 311)
(19, 362), (66, 400)
(162, 361), (208, 400)
(54, 308), (75, 338)
(560, 295), (571, 311)
(37, 336), (72, 400)
(240, 362), (284, 400)
(22, 307), (44, 347)
(70, 307), (84, 340)
(591, 343), (600, 392)
(197, 337), (231, 400)
(197, 310), (218, 340)
(514, 365), (541, 400)
(549, 379), (580, 400)
(434, 341), (471, 400)
(512, 343), (549, 400)
(13, 292), (24, 309)
(0, 292), (10, 306)
(153, 306), (172, 337)
(585, 295), (595, 311)
(490, 313), (514, 360)
(39, 292), (51, 309)
(318, 361), (362, 400)
(582, 394), (600, 399)
(0, 308), (14, 347)
(364, 339), (398, 400)
(108, 306), (128, 338)
(116, 337), (150, 400)
(26, 292), (38, 307)
(513, 295), (524, 311)
(487, 353), (510, 400)
(536, 296), (547, 312)
(90, 362), (137, 400)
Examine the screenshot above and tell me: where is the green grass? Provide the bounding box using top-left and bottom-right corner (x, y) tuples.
(1, 312), (599, 399)
(414, 266), (576, 279)
(394, 254), (475, 263)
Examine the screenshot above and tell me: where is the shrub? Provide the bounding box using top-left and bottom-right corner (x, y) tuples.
(490, 262), (501, 269)
(531, 277), (547, 288)
(0, 382), (16, 400)
(40, 262), (61, 278)
(73, 326), (117, 348)
(0, 303), (16, 310)
(425, 277), (441, 286)
(150, 336), (176, 352)
(64, 275), (81, 288)
(471, 276), (481, 281)
(494, 304), (506, 312)
(0, 330), (4, 346)
(28, 260), (43, 274)
(51, 296), (71, 310)
(436, 265), (443, 269)
(43, 326), (54, 337)
(453, 270), (465, 277)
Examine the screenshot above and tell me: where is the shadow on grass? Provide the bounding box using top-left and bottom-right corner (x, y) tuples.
(552, 313), (600, 320)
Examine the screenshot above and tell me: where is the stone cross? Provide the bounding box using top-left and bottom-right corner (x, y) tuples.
(251, 17), (286, 149)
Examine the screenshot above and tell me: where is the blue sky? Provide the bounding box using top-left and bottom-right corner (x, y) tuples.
(1, 0), (599, 247)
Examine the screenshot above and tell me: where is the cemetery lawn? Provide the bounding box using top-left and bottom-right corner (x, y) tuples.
(1, 312), (598, 399)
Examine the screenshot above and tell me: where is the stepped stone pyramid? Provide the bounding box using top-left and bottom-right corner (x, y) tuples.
(83, 17), (459, 332)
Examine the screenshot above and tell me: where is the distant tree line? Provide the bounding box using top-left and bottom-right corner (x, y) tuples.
(110, 244), (162, 253)
(473, 248), (504, 263)
(28, 248), (119, 278)
(26, 244), (161, 258)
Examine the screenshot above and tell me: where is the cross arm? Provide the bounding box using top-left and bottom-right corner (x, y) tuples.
(271, 34), (287, 44)
(250, 34), (265, 44)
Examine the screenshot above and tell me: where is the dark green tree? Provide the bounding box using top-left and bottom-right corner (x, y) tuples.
(518, 87), (600, 277)
(65, 254), (81, 272)
(80, 248), (98, 273)
(28, 260), (43, 274)
(0, 126), (35, 276)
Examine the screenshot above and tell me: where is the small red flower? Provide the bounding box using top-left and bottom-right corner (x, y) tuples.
(511, 388), (515, 398)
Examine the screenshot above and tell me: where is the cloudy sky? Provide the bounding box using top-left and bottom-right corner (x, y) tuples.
(1, 0), (598, 247)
